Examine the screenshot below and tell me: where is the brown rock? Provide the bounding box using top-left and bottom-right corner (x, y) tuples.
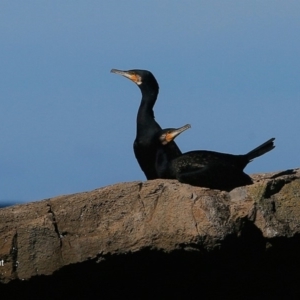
(1, 168), (300, 298)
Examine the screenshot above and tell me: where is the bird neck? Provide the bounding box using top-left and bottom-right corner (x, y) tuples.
(136, 92), (157, 125)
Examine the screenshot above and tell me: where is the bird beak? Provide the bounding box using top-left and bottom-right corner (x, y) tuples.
(111, 69), (127, 76)
(111, 69), (141, 84)
(166, 124), (191, 142)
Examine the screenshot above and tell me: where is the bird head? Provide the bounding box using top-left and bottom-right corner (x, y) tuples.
(111, 69), (159, 94)
(159, 124), (191, 145)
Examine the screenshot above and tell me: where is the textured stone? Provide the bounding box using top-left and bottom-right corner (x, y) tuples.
(0, 169), (300, 298)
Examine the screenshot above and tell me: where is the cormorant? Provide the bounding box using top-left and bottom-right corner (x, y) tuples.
(111, 69), (182, 179)
(155, 125), (275, 190)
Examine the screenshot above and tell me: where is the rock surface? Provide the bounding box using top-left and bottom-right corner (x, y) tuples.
(1, 168), (300, 298)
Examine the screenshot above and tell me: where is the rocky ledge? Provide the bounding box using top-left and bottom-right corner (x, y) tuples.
(1, 168), (300, 298)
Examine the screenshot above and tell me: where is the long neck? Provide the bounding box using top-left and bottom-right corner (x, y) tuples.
(136, 87), (159, 130)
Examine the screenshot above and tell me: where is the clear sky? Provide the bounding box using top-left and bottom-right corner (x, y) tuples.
(1, 1), (299, 205)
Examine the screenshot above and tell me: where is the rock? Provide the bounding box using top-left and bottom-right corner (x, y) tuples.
(1, 168), (300, 298)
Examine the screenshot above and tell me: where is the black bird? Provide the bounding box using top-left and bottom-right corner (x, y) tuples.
(155, 125), (275, 190)
(111, 69), (182, 179)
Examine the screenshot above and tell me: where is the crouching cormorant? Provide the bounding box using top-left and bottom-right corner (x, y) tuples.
(155, 125), (275, 190)
(111, 69), (182, 179)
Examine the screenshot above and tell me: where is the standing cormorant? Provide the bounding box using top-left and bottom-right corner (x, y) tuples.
(111, 69), (182, 179)
(155, 125), (275, 190)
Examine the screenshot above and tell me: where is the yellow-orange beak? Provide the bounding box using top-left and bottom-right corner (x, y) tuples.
(165, 124), (191, 143)
(111, 69), (141, 84)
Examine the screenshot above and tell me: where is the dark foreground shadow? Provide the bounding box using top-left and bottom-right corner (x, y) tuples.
(1, 223), (300, 300)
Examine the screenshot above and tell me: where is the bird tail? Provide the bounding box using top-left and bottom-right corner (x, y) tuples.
(246, 138), (275, 160)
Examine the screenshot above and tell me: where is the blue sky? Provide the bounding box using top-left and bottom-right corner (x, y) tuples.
(1, 1), (299, 204)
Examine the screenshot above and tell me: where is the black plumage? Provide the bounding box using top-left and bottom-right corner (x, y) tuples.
(155, 125), (275, 190)
(111, 69), (182, 179)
